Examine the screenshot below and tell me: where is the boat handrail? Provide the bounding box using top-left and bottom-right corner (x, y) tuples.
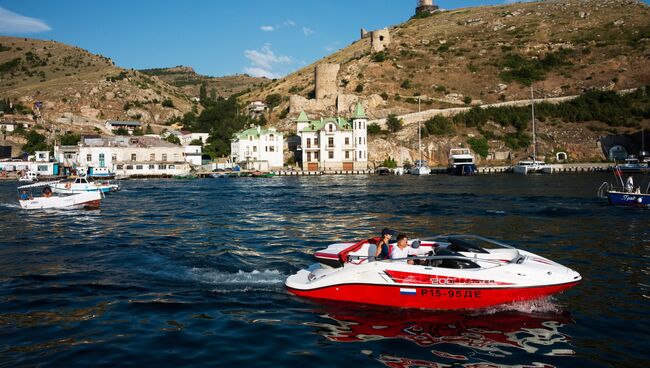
(17, 181), (61, 190)
(346, 254), (509, 267)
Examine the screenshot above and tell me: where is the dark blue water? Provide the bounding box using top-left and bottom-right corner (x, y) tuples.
(0, 174), (648, 367)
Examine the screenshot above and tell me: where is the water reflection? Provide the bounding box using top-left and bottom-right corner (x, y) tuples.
(305, 301), (573, 367)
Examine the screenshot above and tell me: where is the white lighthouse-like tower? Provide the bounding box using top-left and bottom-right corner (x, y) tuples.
(351, 103), (368, 170)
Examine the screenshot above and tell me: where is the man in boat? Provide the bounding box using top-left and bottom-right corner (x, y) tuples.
(626, 176), (634, 193)
(19, 190), (30, 200)
(42, 186), (53, 198)
(368, 228), (392, 261)
(390, 234), (415, 265)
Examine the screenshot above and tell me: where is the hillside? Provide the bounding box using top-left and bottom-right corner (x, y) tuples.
(239, 0), (650, 165)
(140, 66), (269, 99)
(0, 36), (197, 133)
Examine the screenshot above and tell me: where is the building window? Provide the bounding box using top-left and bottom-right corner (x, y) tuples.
(162, 154), (167, 161)
(329, 151), (334, 159)
(169, 165), (175, 169)
(116, 165), (124, 170)
(328, 124), (334, 132)
(253, 146), (257, 153)
(148, 164), (155, 169)
(159, 164), (167, 170)
(112, 154), (117, 162)
(136, 165), (143, 170)
(173, 153), (179, 161)
(131, 153), (137, 161)
(37, 165), (48, 172)
(345, 151), (350, 159)
(86, 154), (92, 162)
(269, 134), (275, 141)
(126, 165), (133, 170)
(359, 137), (362, 144)
(307, 152), (311, 161)
(315, 151), (319, 160)
(359, 151), (362, 159)
(150, 153), (155, 161)
(345, 137), (350, 145)
(265, 146), (268, 152)
(306, 138), (311, 148)
(328, 137), (334, 148)
(314, 138), (319, 146)
(249, 136), (253, 141)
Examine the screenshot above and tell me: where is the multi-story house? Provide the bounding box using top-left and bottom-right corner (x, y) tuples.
(230, 126), (284, 171)
(296, 103), (368, 171)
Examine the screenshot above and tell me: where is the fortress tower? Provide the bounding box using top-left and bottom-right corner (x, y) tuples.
(416, 0), (439, 15)
(370, 29), (391, 53)
(314, 63), (340, 100)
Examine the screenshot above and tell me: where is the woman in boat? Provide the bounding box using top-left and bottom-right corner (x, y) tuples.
(368, 228), (392, 261)
(42, 186), (53, 198)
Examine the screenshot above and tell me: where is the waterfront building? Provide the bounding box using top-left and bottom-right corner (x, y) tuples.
(230, 126), (284, 171)
(296, 103), (368, 171)
(54, 135), (191, 177)
(168, 130), (210, 146)
(105, 120), (142, 134)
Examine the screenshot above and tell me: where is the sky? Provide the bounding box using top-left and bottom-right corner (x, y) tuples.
(0, 0), (644, 79)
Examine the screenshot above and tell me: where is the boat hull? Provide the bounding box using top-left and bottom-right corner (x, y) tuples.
(608, 191), (650, 207)
(287, 281), (580, 310)
(448, 164), (477, 176)
(19, 192), (102, 210)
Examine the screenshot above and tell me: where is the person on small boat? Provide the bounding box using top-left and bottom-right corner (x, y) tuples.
(42, 186), (53, 198)
(19, 190), (30, 200)
(626, 176), (634, 193)
(368, 228), (392, 261)
(390, 234), (414, 265)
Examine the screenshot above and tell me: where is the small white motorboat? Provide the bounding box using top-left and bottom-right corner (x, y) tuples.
(18, 182), (103, 210)
(51, 176), (119, 194)
(286, 234), (581, 310)
(18, 171), (39, 182)
(512, 160), (552, 174)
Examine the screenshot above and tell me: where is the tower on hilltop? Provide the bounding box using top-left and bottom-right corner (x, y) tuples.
(415, 0), (439, 15)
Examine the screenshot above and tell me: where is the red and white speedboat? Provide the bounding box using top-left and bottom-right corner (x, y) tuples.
(286, 235), (581, 309)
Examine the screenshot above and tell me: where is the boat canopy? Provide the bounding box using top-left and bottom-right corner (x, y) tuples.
(18, 181), (61, 190)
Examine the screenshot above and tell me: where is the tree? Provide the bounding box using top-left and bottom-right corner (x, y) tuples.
(59, 133), (80, 146)
(382, 157), (397, 168)
(467, 137), (489, 158)
(199, 83), (207, 104)
(22, 130), (48, 154)
(166, 135), (181, 145)
(386, 114), (403, 133)
(189, 139), (204, 146)
(114, 127), (129, 136)
(265, 94), (282, 109)
(145, 124), (154, 135)
(161, 98), (174, 108)
(368, 123), (381, 135)
(422, 116), (454, 136)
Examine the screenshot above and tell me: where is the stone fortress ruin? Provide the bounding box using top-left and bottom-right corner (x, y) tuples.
(416, 0), (439, 15)
(288, 1), (438, 117)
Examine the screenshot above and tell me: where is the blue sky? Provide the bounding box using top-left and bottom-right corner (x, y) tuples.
(0, 1), (643, 78)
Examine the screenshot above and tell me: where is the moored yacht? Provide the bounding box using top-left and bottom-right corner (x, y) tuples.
(410, 160), (431, 175)
(448, 148), (477, 176)
(512, 160), (552, 175)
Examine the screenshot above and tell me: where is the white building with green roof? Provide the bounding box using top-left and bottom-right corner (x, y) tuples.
(230, 126), (284, 171)
(296, 103), (368, 171)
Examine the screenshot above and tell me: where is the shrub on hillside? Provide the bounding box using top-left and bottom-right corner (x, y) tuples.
(422, 116), (454, 136)
(368, 123), (382, 135)
(467, 137), (489, 158)
(372, 51), (387, 63)
(386, 114), (403, 133)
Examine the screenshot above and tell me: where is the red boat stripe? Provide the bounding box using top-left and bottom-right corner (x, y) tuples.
(287, 281), (580, 310)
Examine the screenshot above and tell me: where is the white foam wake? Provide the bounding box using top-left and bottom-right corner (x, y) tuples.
(190, 268), (285, 286)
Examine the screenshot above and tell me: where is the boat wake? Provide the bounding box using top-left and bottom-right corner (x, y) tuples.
(190, 268), (286, 293)
(475, 297), (564, 315)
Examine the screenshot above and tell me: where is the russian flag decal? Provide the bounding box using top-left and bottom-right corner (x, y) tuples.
(400, 288), (417, 296)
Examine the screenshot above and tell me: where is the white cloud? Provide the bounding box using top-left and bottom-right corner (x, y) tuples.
(260, 25), (274, 32)
(302, 27), (315, 36)
(284, 20), (296, 27)
(0, 6), (51, 33)
(244, 44), (292, 79)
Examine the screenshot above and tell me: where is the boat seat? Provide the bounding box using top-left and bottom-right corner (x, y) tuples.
(432, 247), (480, 269)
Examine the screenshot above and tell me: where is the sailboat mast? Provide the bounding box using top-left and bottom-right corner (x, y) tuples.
(531, 86), (536, 162)
(418, 97), (422, 164)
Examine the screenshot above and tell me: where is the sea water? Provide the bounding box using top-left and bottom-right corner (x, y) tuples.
(0, 174), (647, 367)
